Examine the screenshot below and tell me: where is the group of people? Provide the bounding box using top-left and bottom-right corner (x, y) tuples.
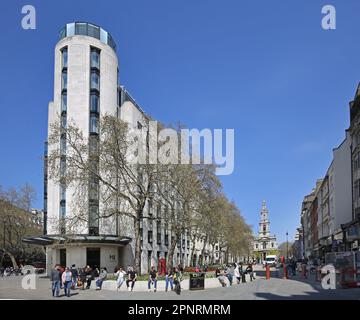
(114, 265), (183, 294)
(50, 264), (108, 297)
(0, 266), (23, 277)
(50, 263), (184, 297)
(215, 263), (255, 287)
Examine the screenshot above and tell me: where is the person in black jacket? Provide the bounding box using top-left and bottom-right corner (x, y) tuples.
(50, 265), (61, 297)
(245, 263), (255, 281)
(70, 264), (78, 289)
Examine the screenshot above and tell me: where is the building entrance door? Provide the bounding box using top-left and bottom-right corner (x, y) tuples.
(86, 248), (100, 269)
(59, 248), (66, 267)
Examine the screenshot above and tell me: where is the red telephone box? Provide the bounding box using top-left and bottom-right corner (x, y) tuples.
(158, 258), (166, 275)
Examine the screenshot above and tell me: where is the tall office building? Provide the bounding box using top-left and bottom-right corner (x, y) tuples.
(24, 22), (211, 274)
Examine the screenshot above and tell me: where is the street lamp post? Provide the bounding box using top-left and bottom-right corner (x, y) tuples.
(286, 231), (289, 260)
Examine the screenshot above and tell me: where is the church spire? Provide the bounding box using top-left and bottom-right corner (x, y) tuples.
(261, 200), (268, 222)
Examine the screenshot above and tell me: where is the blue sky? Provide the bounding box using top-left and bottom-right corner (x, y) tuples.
(0, 0), (359, 243)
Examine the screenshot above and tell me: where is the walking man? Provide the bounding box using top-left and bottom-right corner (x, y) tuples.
(50, 265), (61, 297)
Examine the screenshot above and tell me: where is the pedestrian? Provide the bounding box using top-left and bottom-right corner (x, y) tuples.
(246, 263), (255, 281)
(85, 265), (93, 289)
(50, 265), (61, 297)
(165, 268), (174, 292)
(234, 263), (241, 284)
(59, 265), (64, 289)
(78, 267), (86, 290)
(115, 266), (126, 291)
(240, 263), (246, 283)
(95, 267), (107, 290)
(148, 266), (158, 292)
(225, 264), (234, 286)
(215, 267), (227, 287)
(173, 266), (182, 295)
(126, 267), (137, 292)
(70, 264), (78, 289)
(62, 267), (73, 297)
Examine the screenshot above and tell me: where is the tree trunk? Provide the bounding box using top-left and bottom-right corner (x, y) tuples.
(189, 235), (197, 267)
(133, 217), (142, 274)
(211, 242), (216, 264)
(167, 231), (180, 270)
(3, 250), (18, 269)
(200, 235), (208, 265)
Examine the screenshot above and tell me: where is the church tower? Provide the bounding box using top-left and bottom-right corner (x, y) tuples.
(259, 200), (270, 237)
(253, 200), (278, 262)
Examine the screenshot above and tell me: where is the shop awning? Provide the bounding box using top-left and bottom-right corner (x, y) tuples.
(22, 234), (132, 246)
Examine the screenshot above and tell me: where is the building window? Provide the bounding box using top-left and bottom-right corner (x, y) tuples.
(89, 135), (98, 154)
(90, 48), (100, 69)
(61, 114), (67, 129)
(60, 134), (66, 155)
(137, 121), (143, 130)
(75, 22), (88, 36)
(61, 70), (67, 90)
(60, 202), (66, 218)
(60, 158), (66, 176)
(89, 181), (99, 201)
(61, 93), (67, 113)
(89, 205), (99, 235)
(90, 71), (100, 91)
(164, 234), (169, 246)
(156, 220), (161, 245)
(148, 199), (153, 216)
(90, 114), (99, 134)
(60, 184), (66, 202)
(148, 230), (153, 244)
(88, 24), (100, 39)
(255, 244), (258, 249)
(61, 47), (68, 69)
(90, 93), (99, 113)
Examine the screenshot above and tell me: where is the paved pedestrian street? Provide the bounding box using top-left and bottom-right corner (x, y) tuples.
(1, 272), (359, 300)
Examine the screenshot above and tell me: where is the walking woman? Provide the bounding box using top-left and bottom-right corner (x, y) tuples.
(62, 267), (73, 297)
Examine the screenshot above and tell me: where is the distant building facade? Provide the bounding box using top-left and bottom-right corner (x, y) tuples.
(300, 83), (359, 260)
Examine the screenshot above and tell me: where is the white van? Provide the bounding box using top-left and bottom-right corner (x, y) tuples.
(263, 255), (277, 267)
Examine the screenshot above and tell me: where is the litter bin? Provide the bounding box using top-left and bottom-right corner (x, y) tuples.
(189, 272), (205, 290)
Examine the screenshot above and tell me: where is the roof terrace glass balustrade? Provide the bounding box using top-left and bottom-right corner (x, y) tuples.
(58, 22), (116, 51)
